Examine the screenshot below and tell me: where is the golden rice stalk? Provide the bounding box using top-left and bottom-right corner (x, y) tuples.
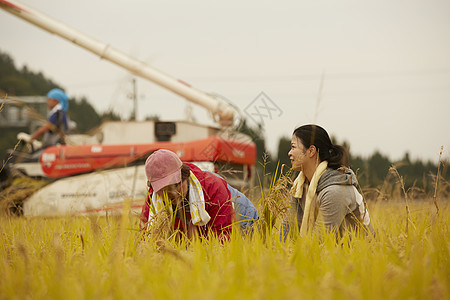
(0, 177), (47, 216)
(147, 209), (173, 241)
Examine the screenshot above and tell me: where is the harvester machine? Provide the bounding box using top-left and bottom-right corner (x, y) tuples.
(0, 0), (256, 216)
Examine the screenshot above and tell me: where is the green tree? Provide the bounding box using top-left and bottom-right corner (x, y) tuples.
(236, 119), (275, 178)
(367, 151), (391, 187)
(101, 110), (122, 122)
(276, 136), (291, 170)
(68, 97), (102, 133)
(349, 154), (369, 187)
(0, 51), (61, 96)
(395, 152), (440, 195)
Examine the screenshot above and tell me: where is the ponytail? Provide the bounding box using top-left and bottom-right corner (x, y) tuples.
(326, 144), (348, 169)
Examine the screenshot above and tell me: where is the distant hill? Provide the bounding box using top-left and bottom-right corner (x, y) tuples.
(0, 51), (62, 96)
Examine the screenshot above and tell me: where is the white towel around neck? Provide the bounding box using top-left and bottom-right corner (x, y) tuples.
(147, 171), (211, 228)
(290, 161), (328, 236)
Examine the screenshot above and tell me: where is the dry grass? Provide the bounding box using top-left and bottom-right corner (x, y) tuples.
(255, 162), (293, 238)
(0, 120), (448, 298)
(0, 199), (448, 299)
(0, 161), (449, 299)
(433, 146), (444, 214)
(0, 177), (48, 215)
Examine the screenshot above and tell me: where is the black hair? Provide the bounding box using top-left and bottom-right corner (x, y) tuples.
(181, 164), (191, 181)
(293, 124), (348, 169)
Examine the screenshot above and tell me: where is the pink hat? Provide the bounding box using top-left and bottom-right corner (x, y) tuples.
(145, 149), (183, 193)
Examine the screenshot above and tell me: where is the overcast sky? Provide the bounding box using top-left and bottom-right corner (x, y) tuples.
(1, 0), (449, 162)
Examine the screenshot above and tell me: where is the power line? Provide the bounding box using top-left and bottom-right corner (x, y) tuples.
(185, 67), (450, 82)
(65, 67), (450, 88)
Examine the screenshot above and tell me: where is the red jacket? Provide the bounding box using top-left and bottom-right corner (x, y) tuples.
(140, 163), (234, 239)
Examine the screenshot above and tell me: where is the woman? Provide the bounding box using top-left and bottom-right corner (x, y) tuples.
(282, 124), (373, 238)
(140, 149), (256, 240)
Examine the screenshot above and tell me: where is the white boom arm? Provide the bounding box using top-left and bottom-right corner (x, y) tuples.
(0, 0), (235, 126)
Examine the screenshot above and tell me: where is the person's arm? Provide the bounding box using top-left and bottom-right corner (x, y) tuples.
(32, 109), (67, 141)
(139, 188), (153, 231)
(30, 121), (53, 140)
(280, 195), (303, 241)
(204, 175), (233, 240)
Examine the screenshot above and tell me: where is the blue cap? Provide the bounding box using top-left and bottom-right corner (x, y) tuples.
(47, 88), (69, 112)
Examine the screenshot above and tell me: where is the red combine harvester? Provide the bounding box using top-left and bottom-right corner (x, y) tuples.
(0, 0), (256, 216)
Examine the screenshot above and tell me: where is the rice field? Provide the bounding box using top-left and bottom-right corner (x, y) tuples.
(0, 197), (448, 300)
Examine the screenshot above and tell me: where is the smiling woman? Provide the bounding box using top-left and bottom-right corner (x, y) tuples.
(283, 124), (374, 239)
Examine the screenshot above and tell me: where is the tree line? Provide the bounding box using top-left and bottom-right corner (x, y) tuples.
(0, 50), (447, 197)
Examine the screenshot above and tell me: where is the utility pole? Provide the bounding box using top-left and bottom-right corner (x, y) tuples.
(130, 78), (137, 121)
